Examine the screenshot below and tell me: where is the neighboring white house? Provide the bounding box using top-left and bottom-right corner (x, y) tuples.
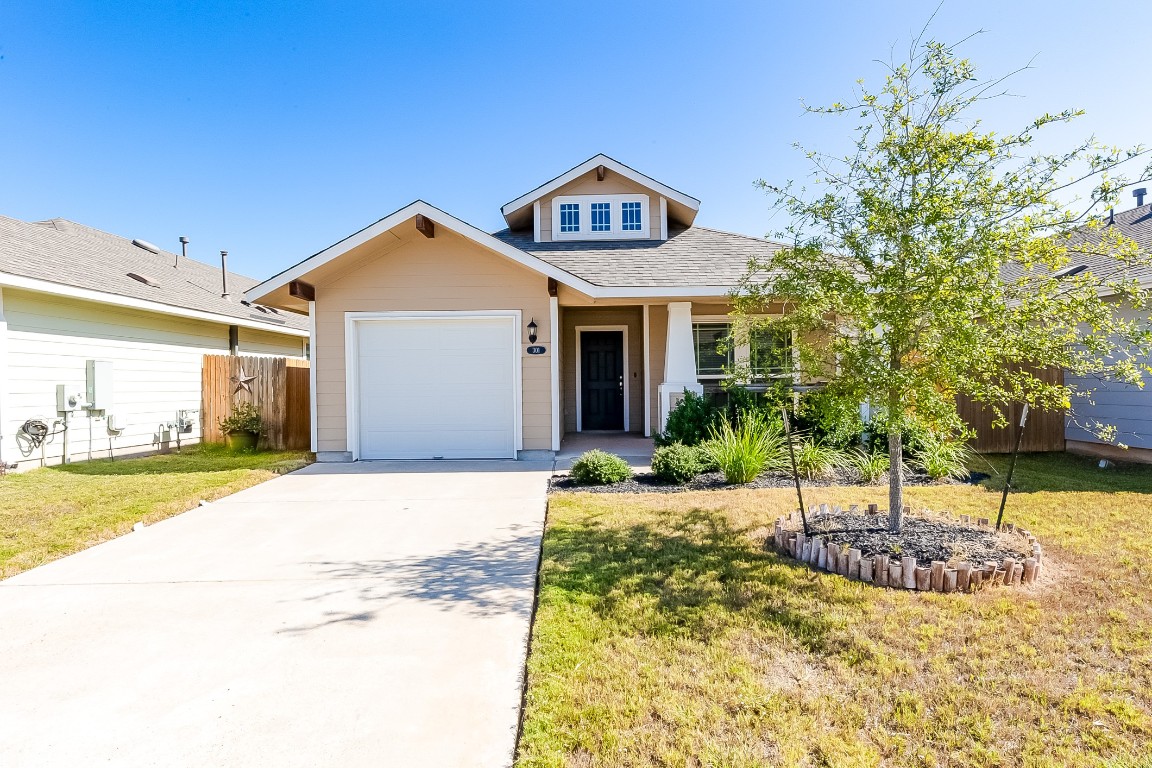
(0, 215), (309, 468)
(1063, 196), (1152, 463)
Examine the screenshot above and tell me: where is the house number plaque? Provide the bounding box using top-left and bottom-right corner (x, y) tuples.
(526, 346), (547, 355)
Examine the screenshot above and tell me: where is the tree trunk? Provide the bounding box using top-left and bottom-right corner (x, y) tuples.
(888, 427), (904, 519)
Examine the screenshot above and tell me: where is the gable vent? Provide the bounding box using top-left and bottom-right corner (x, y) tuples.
(127, 272), (160, 287)
(132, 239), (160, 254)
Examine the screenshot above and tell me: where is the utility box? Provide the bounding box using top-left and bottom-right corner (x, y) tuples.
(86, 360), (113, 411)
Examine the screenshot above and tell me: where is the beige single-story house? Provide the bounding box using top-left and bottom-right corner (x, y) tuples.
(0, 215), (309, 467)
(248, 155), (788, 461)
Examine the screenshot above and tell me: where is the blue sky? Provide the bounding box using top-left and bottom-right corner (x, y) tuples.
(1, 1), (1149, 279)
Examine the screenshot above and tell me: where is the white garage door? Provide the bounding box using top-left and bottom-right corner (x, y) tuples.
(355, 316), (518, 459)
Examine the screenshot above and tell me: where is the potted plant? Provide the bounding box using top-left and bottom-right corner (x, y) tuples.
(218, 401), (264, 451)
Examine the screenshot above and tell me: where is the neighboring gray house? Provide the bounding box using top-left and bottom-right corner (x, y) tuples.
(0, 215), (309, 468)
(1063, 197), (1152, 462)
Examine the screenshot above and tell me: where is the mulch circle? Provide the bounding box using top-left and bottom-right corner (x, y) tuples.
(797, 509), (1025, 564)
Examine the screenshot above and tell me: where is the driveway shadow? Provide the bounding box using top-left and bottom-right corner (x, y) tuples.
(279, 526), (542, 633)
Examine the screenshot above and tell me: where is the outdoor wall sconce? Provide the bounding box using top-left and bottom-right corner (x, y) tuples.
(527, 318), (538, 343)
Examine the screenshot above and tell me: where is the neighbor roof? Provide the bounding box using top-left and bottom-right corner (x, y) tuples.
(491, 225), (788, 287)
(0, 215), (308, 332)
(1066, 204), (1152, 287)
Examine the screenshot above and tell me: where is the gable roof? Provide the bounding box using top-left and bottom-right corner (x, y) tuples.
(245, 200), (607, 306)
(0, 215), (308, 334)
(492, 225), (787, 288)
(499, 154), (701, 227)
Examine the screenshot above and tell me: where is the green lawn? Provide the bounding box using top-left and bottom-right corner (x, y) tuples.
(0, 444), (310, 577)
(518, 453), (1152, 767)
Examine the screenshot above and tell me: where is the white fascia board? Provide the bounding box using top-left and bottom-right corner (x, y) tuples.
(591, 285), (734, 299)
(0, 272), (309, 337)
(500, 154), (701, 220)
(245, 200), (606, 302)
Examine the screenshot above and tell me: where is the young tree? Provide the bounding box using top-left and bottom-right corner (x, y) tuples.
(734, 36), (1152, 517)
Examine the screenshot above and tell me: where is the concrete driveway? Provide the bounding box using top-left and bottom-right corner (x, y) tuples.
(0, 460), (552, 767)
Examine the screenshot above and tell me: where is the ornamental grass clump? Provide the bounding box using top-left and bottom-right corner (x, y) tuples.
(793, 437), (849, 480)
(651, 443), (703, 484)
(845, 447), (890, 483)
(569, 450), (632, 486)
(702, 411), (786, 485)
(912, 436), (973, 481)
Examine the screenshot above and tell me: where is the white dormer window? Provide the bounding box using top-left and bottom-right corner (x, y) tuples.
(551, 194), (649, 240)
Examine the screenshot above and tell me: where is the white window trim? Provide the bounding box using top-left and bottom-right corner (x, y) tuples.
(692, 315), (796, 385)
(343, 310), (523, 460)
(551, 194), (650, 241)
(574, 325), (630, 432)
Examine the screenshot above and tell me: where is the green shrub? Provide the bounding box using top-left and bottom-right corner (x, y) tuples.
(793, 437), (848, 479)
(656, 390), (719, 447)
(651, 443), (703, 484)
(218, 401), (264, 435)
(702, 411), (786, 484)
(570, 450), (633, 485)
(845, 447), (889, 483)
(911, 436), (972, 480)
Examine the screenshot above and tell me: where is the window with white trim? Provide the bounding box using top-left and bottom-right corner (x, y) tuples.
(692, 321), (791, 385)
(559, 203), (580, 233)
(550, 194), (650, 240)
(590, 202), (611, 232)
(621, 201), (643, 231)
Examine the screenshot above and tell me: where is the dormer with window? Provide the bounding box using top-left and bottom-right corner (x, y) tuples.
(551, 194), (650, 240)
(500, 154), (701, 244)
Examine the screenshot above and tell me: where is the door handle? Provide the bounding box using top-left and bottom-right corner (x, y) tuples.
(618, 375), (624, 391)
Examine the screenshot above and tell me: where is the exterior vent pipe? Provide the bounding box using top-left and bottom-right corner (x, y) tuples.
(220, 250), (230, 300)
(1135, 188), (1148, 207)
(178, 236), (188, 268)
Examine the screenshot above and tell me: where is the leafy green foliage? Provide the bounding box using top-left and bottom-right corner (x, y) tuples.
(655, 390), (718, 447)
(218, 401), (264, 435)
(799, 387), (866, 447)
(911, 435), (973, 480)
(570, 450), (632, 486)
(845, 447), (891, 483)
(702, 411), (786, 484)
(651, 443), (703, 484)
(734, 37), (1152, 513)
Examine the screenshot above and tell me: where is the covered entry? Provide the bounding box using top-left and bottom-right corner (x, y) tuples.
(349, 312), (522, 459)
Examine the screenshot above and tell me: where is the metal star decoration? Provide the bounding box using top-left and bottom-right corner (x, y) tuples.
(231, 367), (258, 394)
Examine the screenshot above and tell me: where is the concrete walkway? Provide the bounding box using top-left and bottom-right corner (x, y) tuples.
(0, 460), (552, 768)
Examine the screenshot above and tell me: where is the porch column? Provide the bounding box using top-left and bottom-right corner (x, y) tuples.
(658, 301), (704, 430)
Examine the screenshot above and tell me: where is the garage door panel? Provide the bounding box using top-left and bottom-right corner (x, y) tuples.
(355, 316), (518, 459)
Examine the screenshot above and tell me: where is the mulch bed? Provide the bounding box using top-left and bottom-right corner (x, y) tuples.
(797, 509), (1027, 564)
(549, 469), (991, 495)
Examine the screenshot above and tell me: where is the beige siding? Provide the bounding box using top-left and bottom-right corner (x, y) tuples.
(313, 226), (553, 454)
(537, 171), (662, 242)
(0, 288), (304, 467)
(561, 307), (644, 433)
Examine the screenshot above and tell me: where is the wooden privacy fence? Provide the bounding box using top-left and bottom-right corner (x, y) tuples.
(202, 355), (311, 450)
(956, 365), (1066, 453)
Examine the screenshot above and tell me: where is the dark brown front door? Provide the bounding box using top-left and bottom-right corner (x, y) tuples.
(580, 330), (625, 430)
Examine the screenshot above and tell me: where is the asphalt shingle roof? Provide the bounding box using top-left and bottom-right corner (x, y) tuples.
(1065, 204), (1152, 285)
(0, 216), (307, 331)
(491, 225), (788, 287)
